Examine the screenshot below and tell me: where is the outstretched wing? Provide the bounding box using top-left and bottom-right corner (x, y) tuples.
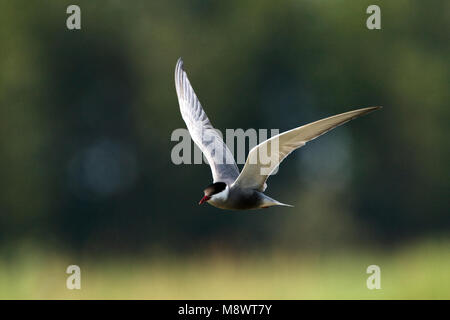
(232, 106), (381, 191)
(175, 58), (239, 184)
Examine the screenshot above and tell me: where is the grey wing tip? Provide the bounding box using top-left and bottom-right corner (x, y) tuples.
(176, 57), (184, 69)
(175, 58), (185, 93)
(355, 106), (383, 117)
(366, 106), (383, 115)
(367, 106), (383, 112)
(175, 58), (184, 77)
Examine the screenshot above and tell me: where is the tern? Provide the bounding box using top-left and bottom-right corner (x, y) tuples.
(174, 58), (381, 210)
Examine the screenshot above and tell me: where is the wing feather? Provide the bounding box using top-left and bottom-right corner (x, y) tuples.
(175, 58), (239, 184)
(232, 106), (381, 191)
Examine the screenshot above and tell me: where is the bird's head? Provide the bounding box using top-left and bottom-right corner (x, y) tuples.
(199, 182), (228, 205)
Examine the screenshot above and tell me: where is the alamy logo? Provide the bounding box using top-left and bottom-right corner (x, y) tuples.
(366, 5), (381, 30)
(66, 265), (81, 290)
(66, 5), (81, 30)
(366, 265), (381, 290)
(171, 127), (281, 175)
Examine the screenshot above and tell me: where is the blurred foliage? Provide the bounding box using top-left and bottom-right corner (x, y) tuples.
(0, 0), (448, 258)
(1, 241), (449, 299)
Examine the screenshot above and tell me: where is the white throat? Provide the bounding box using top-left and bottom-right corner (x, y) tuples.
(209, 184), (230, 202)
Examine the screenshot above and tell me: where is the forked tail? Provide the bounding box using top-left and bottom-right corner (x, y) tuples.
(260, 194), (293, 208)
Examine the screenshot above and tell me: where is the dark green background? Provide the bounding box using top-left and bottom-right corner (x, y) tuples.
(0, 0), (448, 257)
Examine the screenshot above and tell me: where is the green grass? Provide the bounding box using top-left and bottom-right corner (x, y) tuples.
(0, 241), (449, 299)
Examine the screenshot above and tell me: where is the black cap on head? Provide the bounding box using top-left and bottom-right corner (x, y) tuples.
(204, 182), (227, 196)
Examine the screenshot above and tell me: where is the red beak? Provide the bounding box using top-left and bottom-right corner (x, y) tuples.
(199, 195), (210, 205)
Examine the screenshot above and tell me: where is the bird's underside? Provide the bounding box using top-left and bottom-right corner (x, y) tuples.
(174, 58), (381, 210)
(207, 186), (291, 210)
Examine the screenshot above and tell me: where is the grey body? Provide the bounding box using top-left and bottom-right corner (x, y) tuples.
(175, 58), (381, 211)
(207, 185), (285, 210)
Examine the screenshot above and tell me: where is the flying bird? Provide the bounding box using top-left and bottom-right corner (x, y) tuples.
(174, 58), (381, 210)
